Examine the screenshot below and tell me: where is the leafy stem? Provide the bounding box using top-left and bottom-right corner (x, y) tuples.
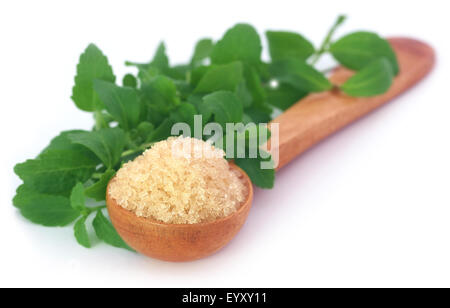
(94, 111), (108, 130)
(121, 142), (154, 158)
(310, 15), (347, 65)
(91, 172), (103, 180)
(81, 204), (106, 217)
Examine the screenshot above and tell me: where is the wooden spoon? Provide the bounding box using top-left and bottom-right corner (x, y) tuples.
(106, 38), (435, 262)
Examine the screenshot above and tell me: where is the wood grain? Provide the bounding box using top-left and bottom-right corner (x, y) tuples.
(269, 38), (435, 170)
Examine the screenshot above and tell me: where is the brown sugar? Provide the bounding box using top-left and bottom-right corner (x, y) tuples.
(108, 136), (247, 224)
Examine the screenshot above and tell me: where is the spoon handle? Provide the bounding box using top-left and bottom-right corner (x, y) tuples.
(269, 38), (435, 170)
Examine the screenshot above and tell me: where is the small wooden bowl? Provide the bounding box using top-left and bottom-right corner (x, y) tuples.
(106, 164), (254, 262)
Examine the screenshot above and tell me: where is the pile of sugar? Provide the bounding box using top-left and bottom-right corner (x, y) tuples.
(108, 136), (247, 224)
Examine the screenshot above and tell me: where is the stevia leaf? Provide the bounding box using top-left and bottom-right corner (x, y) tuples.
(244, 106), (272, 124)
(70, 182), (86, 212)
(173, 79), (193, 99)
(93, 80), (141, 131)
(68, 127), (127, 168)
(170, 103), (197, 131)
(256, 61), (271, 83)
(244, 66), (271, 114)
(125, 42), (169, 77)
(190, 65), (210, 87)
(74, 216), (91, 248)
(13, 184), (35, 208)
(267, 83), (308, 110)
(14, 149), (99, 196)
(270, 58), (332, 92)
(187, 94), (212, 125)
(235, 81), (253, 108)
(38, 130), (88, 157)
(141, 75), (180, 114)
(85, 169), (116, 201)
(122, 74), (137, 88)
(235, 152), (275, 189)
(150, 42), (170, 72)
(330, 31), (399, 75)
(93, 210), (133, 251)
(191, 38), (214, 66)
(266, 31), (315, 61)
(14, 188), (80, 226)
(219, 124), (272, 157)
(72, 44), (116, 111)
(194, 62), (243, 94)
(130, 121), (155, 144)
(211, 24), (262, 65)
(341, 58), (394, 97)
(135, 65), (160, 84)
(167, 65), (190, 81)
(148, 118), (173, 143)
(201, 91), (243, 128)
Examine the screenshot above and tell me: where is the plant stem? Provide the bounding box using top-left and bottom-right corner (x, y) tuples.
(310, 15), (347, 66)
(121, 142), (154, 158)
(88, 205), (106, 213)
(94, 111), (107, 130)
(91, 172), (103, 180)
(81, 204), (106, 217)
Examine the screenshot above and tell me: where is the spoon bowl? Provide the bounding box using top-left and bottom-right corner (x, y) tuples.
(106, 163), (253, 262)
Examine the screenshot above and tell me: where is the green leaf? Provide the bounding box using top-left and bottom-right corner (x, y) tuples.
(68, 127), (126, 168)
(72, 44), (115, 111)
(244, 107), (272, 124)
(141, 75), (180, 113)
(341, 58), (394, 97)
(191, 38), (214, 66)
(167, 65), (190, 81)
(266, 31), (315, 61)
(14, 187), (80, 226)
(236, 125), (271, 150)
(74, 216), (91, 248)
(170, 103), (197, 130)
(267, 83), (308, 110)
(14, 149), (99, 195)
(38, 130), (88, 157)
(194, 62), (243, 94)
(219, 124), (271, 157)
(125, 42), (169, 77)
(211, 24), (262, 65)
(235, 152), (275, 189)
(122, 74), (137, 88)
(201, 91), (243, 128)
(270, 59), (332, 92)
(13, 184), (35, 208)
(190, 65), (209, 87)
(148, 118), (173, 142)
(93, 211), (133, 251)
(93, 80), (141, 131)
(130, 121), (155, 144)
(85, 169), (116, 201)
(244, 66), (271, 113)
(70, 182), (86, 212)
(150, 42), (170, 71)
(330, 32), (399, 75)
(235, 81), (253, 108)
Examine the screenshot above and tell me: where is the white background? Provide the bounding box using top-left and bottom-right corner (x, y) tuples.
(1, 0), (449, 288)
